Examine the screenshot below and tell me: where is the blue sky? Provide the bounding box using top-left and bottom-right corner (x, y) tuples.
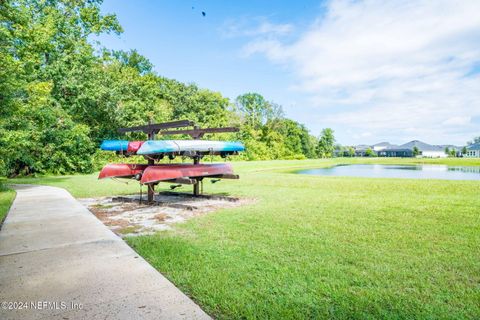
(96, 0), (480, 146)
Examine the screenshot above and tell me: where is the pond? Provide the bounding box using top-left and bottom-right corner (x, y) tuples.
(297, 164), (480, 181)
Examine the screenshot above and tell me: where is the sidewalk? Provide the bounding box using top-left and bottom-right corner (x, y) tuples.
(0, 184), (211, 320)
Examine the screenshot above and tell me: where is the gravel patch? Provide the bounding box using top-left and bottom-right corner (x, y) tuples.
(79, 194), (251, 237)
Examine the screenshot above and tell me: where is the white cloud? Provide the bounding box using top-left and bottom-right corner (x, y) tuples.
(243, 0), (480, 144)
(442, 116), (471, 126)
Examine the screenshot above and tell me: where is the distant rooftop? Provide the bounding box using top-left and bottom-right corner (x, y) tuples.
(438, 144), (463, 150)
(355, 144), (371, 150)
(467, 142), (480, 150)
(372, 141), (392, 147)
(399, 140), (444, 151)
(355, 140), (471, 151)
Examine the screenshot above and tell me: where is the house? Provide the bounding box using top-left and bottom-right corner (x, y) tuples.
(398, 140), (447, 158)
(378, 148), (412, 157)
(350, 140), (461, 158)
(465, 143), (480, 158)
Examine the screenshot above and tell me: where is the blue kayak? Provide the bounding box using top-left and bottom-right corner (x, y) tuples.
(100, 140), (129, 151)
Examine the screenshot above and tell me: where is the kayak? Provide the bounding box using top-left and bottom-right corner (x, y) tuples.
(140, 163), (234, 184)
(127, 141), (144, 153)
(98, 163), (235, 184)
(100, 140), (144, 153)
(137, 140), (245, 155)
(100, 140), (129, 151)
(98, 163), (149, 179)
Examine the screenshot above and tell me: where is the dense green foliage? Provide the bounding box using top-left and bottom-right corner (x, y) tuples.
(0, 0), (120, 176)
(0, 0), (320, 177)
(235, 93), (317, 160)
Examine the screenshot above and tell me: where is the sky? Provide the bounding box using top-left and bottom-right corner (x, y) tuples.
(95, 0), (480, 146)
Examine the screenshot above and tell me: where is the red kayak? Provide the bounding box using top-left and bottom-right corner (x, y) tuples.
(98, 163), (149, 180)
(127, 141), (144, 153)
(140, 163), (234, 184)
(99, 163), (234, 183)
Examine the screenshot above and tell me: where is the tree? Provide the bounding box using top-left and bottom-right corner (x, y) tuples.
(333, 144), (344, 157)
(111, 49), (153, 75)
(365, 148), (376, 157)
(0, 0), (120, 176)
(0, 81), (94, 176)
(316, 128), (335, 158)
(413, 146), (420, 157)
(235, 93), (276, 129)
(274, 119), (317, 158)
(467, 136), (480, 145)
(348, 146), (355, 157)
(445, 147), (450, 155)
(462, 146), (468, 155)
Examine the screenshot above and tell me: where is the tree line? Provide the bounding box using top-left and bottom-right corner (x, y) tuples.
(0, 0), (336, 177)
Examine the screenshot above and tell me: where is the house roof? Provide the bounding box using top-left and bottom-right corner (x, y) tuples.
(355, 145), (371, 151)
(439, 144), (463, 150)
(467, 142), (480, 150)
(372, 141), (392, 147)
(381, 148), (412, 152)
(351, 140), (469, 152)
(398, 140), (444, 152)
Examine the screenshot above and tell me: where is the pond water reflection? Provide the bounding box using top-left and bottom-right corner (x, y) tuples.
(297, 164), (480, 180)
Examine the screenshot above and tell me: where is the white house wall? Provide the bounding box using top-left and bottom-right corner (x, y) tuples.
(466, 150), (480, 158)
(421, 151), (448, 158)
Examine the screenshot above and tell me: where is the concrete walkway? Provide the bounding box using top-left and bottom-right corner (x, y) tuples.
(0, 185), (211, 320)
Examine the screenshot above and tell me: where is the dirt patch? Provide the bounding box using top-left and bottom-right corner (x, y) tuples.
(79, 194), (253, 237)
(154, 213), (169, 222)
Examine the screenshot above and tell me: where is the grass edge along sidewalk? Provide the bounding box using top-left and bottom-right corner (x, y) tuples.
(0, 180), (15, 226)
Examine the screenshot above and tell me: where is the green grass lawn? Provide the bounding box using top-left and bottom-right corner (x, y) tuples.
(8, 158), (480, 319)
(0, 182), (16, 224)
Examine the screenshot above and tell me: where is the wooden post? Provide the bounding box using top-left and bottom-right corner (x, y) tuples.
(147, 120), (155, 203)
(193, 156), (200, 196)
(192, 125), (200, 196)
(147, 158), (155, 202)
